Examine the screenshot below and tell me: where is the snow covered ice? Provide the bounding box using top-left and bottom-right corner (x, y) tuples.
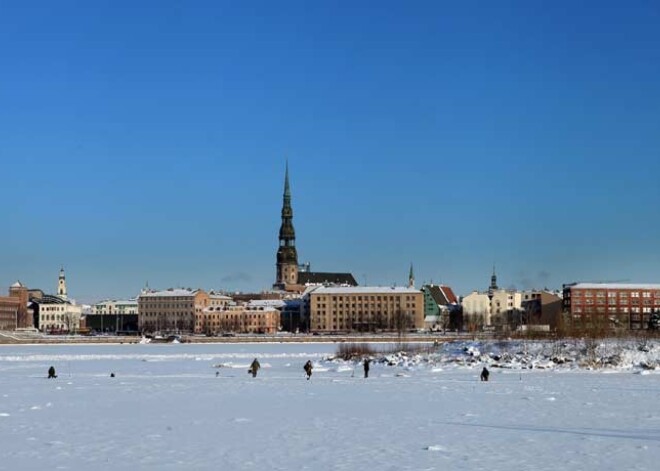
(1, 341), (659, 470)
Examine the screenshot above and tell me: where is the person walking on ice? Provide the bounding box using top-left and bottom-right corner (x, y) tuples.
(363, 358), (370, 378)
(480, 366), (489, 382)
(304, 360), (313, 380)
(48, 366), (57, 379)
(249, 358), (261, 378)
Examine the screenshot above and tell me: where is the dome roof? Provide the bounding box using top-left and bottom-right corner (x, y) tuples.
(11, 280), (24, 288)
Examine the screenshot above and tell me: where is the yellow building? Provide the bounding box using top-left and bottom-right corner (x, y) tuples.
(309, 286), (424, 332)
(195, 305), (280, 335)
(138, 288), (209, 333)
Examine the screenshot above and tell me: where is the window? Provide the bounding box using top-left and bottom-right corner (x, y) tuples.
(631, 292), (640, 298)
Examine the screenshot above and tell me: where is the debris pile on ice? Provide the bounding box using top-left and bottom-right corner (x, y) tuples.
(325, 339), (660, 372)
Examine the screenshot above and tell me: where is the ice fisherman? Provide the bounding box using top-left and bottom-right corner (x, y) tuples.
(249, 358), (261, 378)
(363, 358), (370, 378)
(480, 367), (490, 382)
(48, 366), (57, 379)
(304, 360), (313, 380)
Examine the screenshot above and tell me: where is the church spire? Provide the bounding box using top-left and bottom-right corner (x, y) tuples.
(488, 265), (498, 300)
(284, 160), (291, 201)
(275, 162), (299, 289)
(408, 263), (415, 288)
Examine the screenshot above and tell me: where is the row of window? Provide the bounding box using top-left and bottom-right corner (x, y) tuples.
(574, 307), (657, 313)
(41, 314), (72, 321)
(316, 309), (415, 316)
(572, 290), (660, 298)
(316, 295), (417, 302)
(41, 306), (66, 312)
(578, 299), (660, 305)
(140, 303), (195, 309)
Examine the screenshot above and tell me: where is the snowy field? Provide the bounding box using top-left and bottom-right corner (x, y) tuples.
(1, 342), (659, 471)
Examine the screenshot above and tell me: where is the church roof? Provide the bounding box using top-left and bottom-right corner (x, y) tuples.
(298, 272), (358, 287)
(11, 281), (24, 288)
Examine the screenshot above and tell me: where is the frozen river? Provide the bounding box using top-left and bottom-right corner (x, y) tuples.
(1, 343), (659, 470)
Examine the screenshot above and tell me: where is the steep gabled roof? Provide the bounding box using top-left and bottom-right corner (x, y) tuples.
(425, 284), (458, 305)
(440, 286), (458, 304)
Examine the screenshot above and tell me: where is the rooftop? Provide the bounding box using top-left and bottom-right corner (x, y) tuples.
(139, 288), (201, 298)
(569, 283), (660, 290)
(298, 272), (358, 287)
(311, 286), (421, 295)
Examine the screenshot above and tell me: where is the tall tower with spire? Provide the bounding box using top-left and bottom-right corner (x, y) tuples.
(408, 263), (415, 288)
(487, 265), (498, 301)
(275, 163), (299, 289)
(58, 267), (68, 300)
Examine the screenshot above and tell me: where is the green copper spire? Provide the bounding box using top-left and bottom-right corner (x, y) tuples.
(284, 160), (291, 201)
(408, 263), (415, 288)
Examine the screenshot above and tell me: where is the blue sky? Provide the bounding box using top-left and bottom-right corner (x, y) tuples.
(1, 1), (659, 303)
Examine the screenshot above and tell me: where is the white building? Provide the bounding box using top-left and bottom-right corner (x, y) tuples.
(34, 295), (83, 333)
(461, 291), (492, 325)
(32, 268), (83, 333)
(93, 299), (139, 315)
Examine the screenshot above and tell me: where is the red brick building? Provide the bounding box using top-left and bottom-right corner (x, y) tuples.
(563, 283), (660, 330)
(0, 281), (31, 330)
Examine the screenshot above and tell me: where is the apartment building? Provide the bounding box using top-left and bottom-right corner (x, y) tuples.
(195, 305), (280, 335)
(138, 288), (210, 333)
(309, 286), (424, 332)
(563, 283), (660, 330)
(0, 295), (20, 330)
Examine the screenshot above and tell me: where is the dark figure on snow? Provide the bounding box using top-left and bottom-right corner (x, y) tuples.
(249, 358), (261, 378)
(48, 366), (57, 379)
(110, 373), (115, 378)
(304, 360), (313, 380)
(363, 359), (370, 378)
(480, 367), (489, 382)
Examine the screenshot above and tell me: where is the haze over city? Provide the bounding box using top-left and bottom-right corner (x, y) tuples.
(2, 1), (659, 303)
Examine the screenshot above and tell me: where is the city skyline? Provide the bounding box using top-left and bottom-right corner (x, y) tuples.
(2, 2), (659, 302)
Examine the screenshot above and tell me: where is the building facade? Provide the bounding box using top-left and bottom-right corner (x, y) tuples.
(461, 291), (492, 326)
(0, 295), (20, 330)
(521, 291), (563, 330)
(563, 283), (660, 330)
(0, 281), (33, 330)
(421, 284), (459, 330)
(93, 299), (139, 315)
(309, 286), (424, 332)
(31, 294), (83, 333)
(195, 305), (280, 335)
(9, 281), (31, 328)
(490, 290), (524, 327)
(138, 288), (210, 333)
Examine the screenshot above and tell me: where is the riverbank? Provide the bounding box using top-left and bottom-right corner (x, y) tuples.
(0, 331), (453, 345)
